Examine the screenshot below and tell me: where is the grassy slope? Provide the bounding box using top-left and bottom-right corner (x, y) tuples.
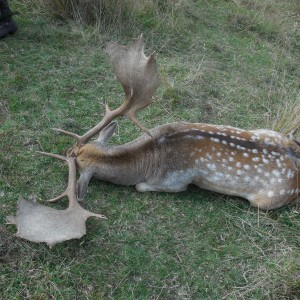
(1, 0), (300, 299)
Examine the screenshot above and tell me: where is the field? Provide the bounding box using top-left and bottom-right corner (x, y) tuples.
(1, 0), (300, 299)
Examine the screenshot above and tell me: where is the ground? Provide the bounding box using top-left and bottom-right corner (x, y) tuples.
(0, 0), (300, 299)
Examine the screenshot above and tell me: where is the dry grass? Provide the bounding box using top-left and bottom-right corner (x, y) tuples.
(271, 94), (300, 139)
(45, 0), (185, 31)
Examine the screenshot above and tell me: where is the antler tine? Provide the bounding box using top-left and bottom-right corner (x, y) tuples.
(37, 151), (77, 206)
(52, 110), (118, 148)
(40, 152), (107, 220)
(37, 152), (67, 202)
(37, 151), (68, 162)
(37, 151), (106, 219)
(37, 151), (74, 202)
(52, 128), (82, 142)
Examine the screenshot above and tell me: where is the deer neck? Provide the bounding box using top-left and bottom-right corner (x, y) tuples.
(80, 135), (162, 186)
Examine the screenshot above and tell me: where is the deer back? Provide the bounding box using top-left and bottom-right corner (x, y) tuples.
(75, 122), (299, 209)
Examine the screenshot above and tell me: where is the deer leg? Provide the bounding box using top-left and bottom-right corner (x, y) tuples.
(247, 193), (286, 210)
(136, 170), (197, 193)
(135, 182), (188, 193)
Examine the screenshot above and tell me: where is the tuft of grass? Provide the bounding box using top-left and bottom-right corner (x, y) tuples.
(270, 94), (300, 139)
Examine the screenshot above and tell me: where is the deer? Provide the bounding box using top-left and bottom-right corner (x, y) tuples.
(52, 35), (299, 211)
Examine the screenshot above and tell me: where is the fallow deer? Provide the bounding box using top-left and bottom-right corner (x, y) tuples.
(54, 35), (300, 210)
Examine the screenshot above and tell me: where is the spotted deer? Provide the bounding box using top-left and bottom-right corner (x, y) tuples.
(54, 35), (300, 210)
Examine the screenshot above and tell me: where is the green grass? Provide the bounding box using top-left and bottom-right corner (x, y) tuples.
(1, 0), (300, 299)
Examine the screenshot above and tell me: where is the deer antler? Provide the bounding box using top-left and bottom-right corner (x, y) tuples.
(105, 34), (160, 133)
(6, 152), (106, 247)
(54, 34), (159, 148)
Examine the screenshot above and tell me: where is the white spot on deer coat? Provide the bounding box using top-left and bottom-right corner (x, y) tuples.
(272, 170), (281, 177)
(262, 158), (270, 164)
(287, 170), (294, 178)
(206, 163), (217, 171)
(196, 135), (204, 140)
(206, 153), (213, 160)
(237, 145), (246, 150)
(237, 169), (243, 175)
(271, 151), (280, 156)
(280, 189), (286, 195)
(210, 137), (220, 143)
(276, 160), (282, 167)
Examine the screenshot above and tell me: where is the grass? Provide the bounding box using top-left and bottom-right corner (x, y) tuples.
(1, 0), (300, 299)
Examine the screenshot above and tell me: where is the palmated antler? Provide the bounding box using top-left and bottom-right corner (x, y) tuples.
(6, 152), (106, 247)
(54, 34), (160, 149)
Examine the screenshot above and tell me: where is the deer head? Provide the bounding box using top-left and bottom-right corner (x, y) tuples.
(6, 152), (106, 247)
(55, 34), (160, 157)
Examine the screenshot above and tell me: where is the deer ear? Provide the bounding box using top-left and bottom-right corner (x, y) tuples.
(77, 172), (93, 200)
(97, 121), (117, 144)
